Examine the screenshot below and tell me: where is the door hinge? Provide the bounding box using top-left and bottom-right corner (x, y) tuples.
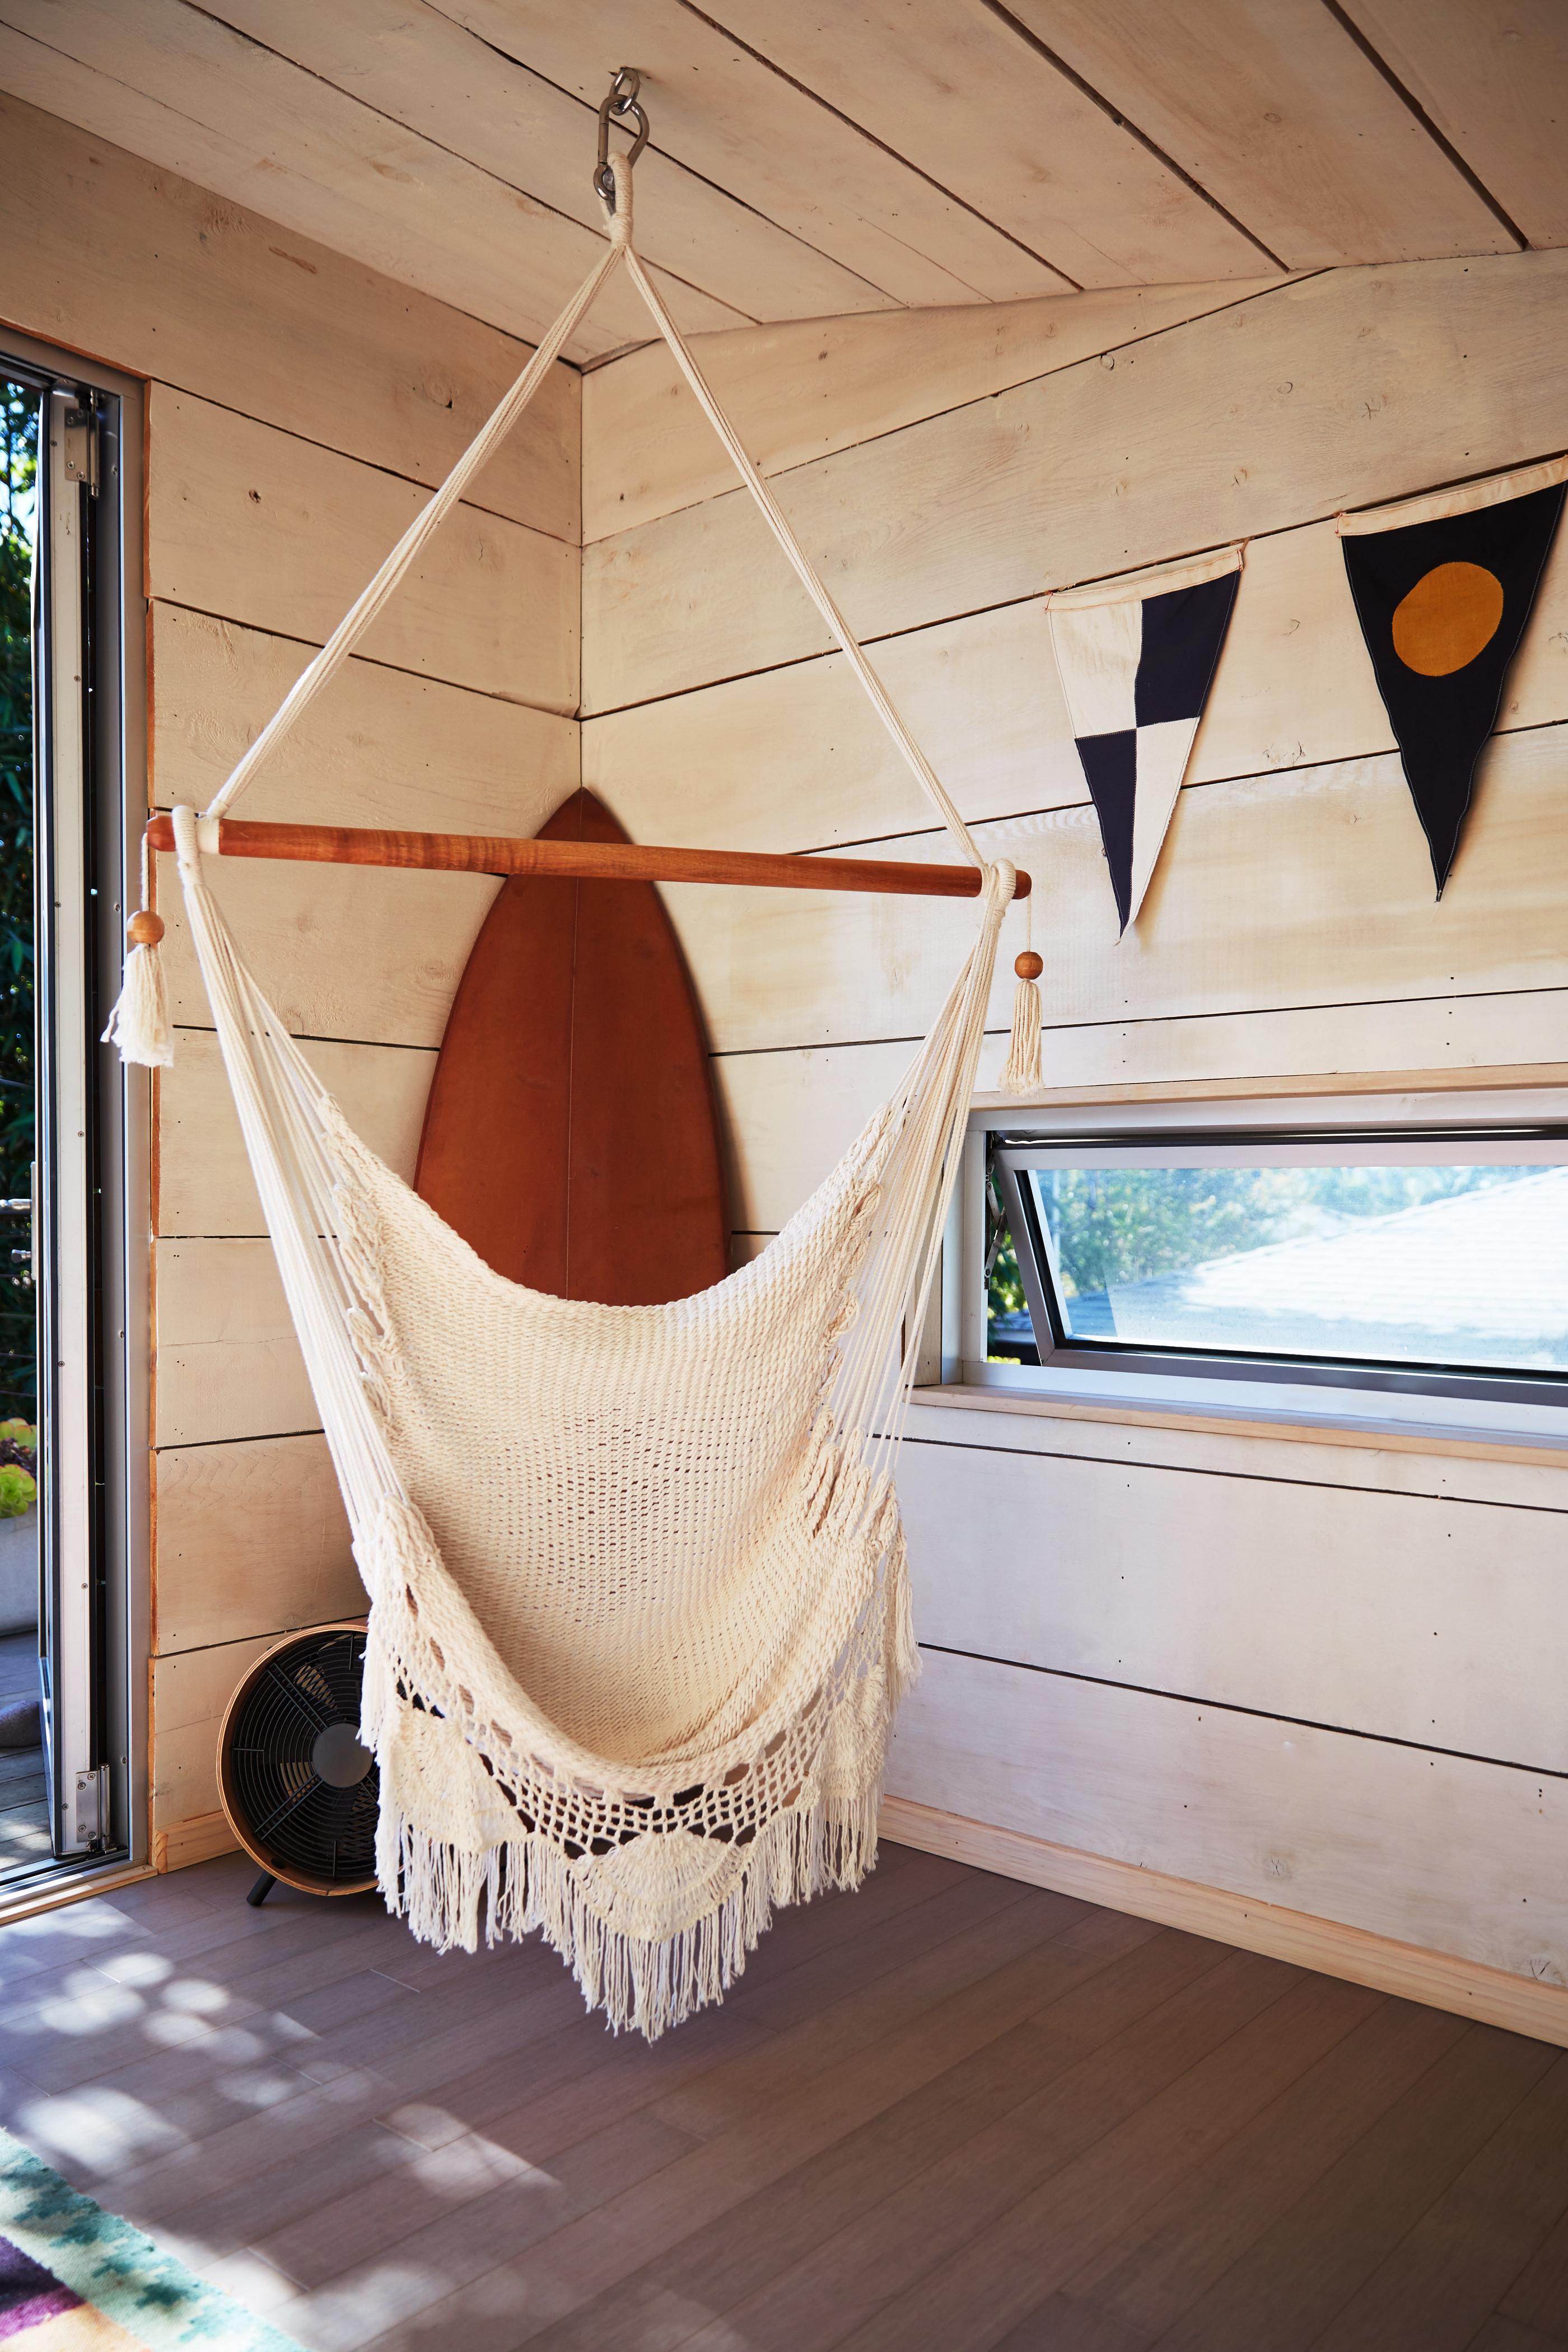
(73, 1765), (110, 1850)
(60, 402), (99, 494)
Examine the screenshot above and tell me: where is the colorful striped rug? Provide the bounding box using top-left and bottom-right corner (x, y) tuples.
(0, 2126), (301, 2348)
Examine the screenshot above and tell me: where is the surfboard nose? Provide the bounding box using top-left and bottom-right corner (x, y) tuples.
(414, 788), (729, 1305)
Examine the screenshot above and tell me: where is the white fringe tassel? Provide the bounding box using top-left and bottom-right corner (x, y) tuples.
(380, 1790), (883, 2041)
(102, 936), (174, 1068)
(999, 969), (1042, 1094)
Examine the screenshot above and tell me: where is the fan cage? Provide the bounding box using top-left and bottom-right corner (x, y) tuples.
(218, 1622), (378, 1895)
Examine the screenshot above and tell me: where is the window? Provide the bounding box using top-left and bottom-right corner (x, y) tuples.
(959, 1091), (1568, 1443)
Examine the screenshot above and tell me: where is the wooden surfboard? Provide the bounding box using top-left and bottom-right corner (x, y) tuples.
(414, 789), (728, 1305)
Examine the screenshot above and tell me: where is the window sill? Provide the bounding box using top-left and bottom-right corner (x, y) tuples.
(908, 1379), (1568, 1468)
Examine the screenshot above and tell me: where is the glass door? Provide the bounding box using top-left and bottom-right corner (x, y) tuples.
(0, 378), (44, 1877)
(36, 380), (100, 1860)
(1, 337), (142, 1886)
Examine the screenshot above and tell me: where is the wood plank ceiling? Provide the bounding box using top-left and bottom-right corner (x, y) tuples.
(1, 0), (1563, 362)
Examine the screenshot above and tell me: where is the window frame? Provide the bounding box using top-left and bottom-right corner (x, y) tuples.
(950, 1088), (1568, 1446)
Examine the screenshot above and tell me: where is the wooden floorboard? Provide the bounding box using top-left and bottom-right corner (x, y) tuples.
(0, 1845), (1565, 2350)
(1058, 1995), (1468, 2336)
(1468, 2321), (1568, 2352)
(1500, 2194), (1568, 2337)
(0, 1632), (37, 1704)
(0, 1636), (48, 1888)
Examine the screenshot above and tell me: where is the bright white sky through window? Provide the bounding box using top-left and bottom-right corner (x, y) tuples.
(1023, 1163), (1567, 1372)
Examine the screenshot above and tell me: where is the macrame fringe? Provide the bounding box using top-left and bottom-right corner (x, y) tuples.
(999, 972), (1042, 1094)
(380, 1789), (882, 2040)
(102, 939), (174, 1068)
(888, 1529), (921, 1690)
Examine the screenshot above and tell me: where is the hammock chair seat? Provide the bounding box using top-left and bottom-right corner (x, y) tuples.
(110, 148), (1028, 2037)
(335, 1075), (918, 2007)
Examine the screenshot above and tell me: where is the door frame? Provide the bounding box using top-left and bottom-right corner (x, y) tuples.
(4, 324), (149, 1883)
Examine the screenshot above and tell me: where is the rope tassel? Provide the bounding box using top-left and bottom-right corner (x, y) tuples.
(1000, 949), (1043, 1094)
(103, 908), (172, 1068)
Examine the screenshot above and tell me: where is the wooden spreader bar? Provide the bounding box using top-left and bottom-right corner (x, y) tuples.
(143, 815), (1029, 899)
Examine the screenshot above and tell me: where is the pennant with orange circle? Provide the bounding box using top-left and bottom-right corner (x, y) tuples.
(1340, 455), (1566, 895)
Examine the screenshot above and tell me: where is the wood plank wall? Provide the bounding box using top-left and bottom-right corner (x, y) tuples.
(10, 70), (1568, 1982)
(1, 91), (581, 1864)
(580, 246), (1568, 1992)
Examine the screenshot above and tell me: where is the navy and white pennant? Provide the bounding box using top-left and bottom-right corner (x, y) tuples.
(1048, 545), (1243, 934)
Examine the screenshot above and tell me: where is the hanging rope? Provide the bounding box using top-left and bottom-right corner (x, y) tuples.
(99, 80), (1051, 2031)
(106, 101), (1019, 1062)
(203, 155), (982, 862)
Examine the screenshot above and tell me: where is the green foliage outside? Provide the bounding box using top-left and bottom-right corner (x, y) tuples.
(987, 1163), (1524, 1341)
(987, 1228), (1026, 1323)
(0, 385), (36, 1427)
(0, 1420), (34, 1516)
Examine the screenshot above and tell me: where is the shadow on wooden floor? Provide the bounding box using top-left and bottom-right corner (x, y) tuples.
(0, 1838), (1564, 2350)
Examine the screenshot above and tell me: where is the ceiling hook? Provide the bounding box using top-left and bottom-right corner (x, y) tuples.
(595, 67), (648, 204)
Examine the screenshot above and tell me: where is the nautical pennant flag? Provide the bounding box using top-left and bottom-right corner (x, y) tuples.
(1047, 545), (1242, 935)
(1340, 454), (1567, 897)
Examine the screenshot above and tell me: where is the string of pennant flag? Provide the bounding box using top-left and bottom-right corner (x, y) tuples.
(1049, 454), (1568, 933)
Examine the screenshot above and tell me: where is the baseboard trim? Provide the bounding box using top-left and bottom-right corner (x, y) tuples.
(153, 1810), (238, 1873)
(879, 1795), (1568, 2050)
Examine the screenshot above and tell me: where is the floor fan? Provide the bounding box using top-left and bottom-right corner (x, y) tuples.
(217, 1622), (377, 1906)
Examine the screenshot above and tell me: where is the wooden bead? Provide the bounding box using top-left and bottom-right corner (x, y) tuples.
(127, 911), (165, 948)
(1014, 950), (1043, 981)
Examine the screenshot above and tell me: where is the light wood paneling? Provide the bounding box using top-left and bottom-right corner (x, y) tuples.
(205, 0), (897, 328)
(895, 1437), (1568, 1771)
(1341, 0), (1568, 249)
(984, 991), (1568, 1103)
(881, 1797), (1568, 2049)
(155, 1240), (314, 1450)
(584, 512), (1568, 857)
(149, 1635), (277, 1836)
(145, 388), (577, 713)
(717, 995), (1568, 1233)
(0, 91), (579, 540)
(906, 1388), (1568, 1514)
(149, 606), (579, 832)
(916, 1384), (1568, 1482)
(708, 0), (1273, 287)
(711, 1040), (912, 1236)
(0, 7), (743, 359)
(888, 1649), (1568, 1987)
(153, 1809), (236, 1871)
(445, 0), (1068, 309)
(1008, 0), (1517, 269)
(3, 0), (1551, 429)
(157, 1033), (433, 1239)
(153, 1435), (356, 1655)
(584, 601), (1071, 858)
(582, 250), (1568, 712)
(581, 277), (1286, 541)
(668, 724), (1568, 1057)
(157, 852), (497, 1052)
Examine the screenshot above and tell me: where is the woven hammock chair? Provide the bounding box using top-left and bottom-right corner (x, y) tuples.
(109, 151), (1029, 2038)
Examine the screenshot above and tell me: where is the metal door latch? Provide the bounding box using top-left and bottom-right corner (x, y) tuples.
(73, 1766), (109, 1849)
(60, 403), (98, 492)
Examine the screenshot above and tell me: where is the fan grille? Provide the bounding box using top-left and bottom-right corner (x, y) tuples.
(224, 1628), (378, 1890)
